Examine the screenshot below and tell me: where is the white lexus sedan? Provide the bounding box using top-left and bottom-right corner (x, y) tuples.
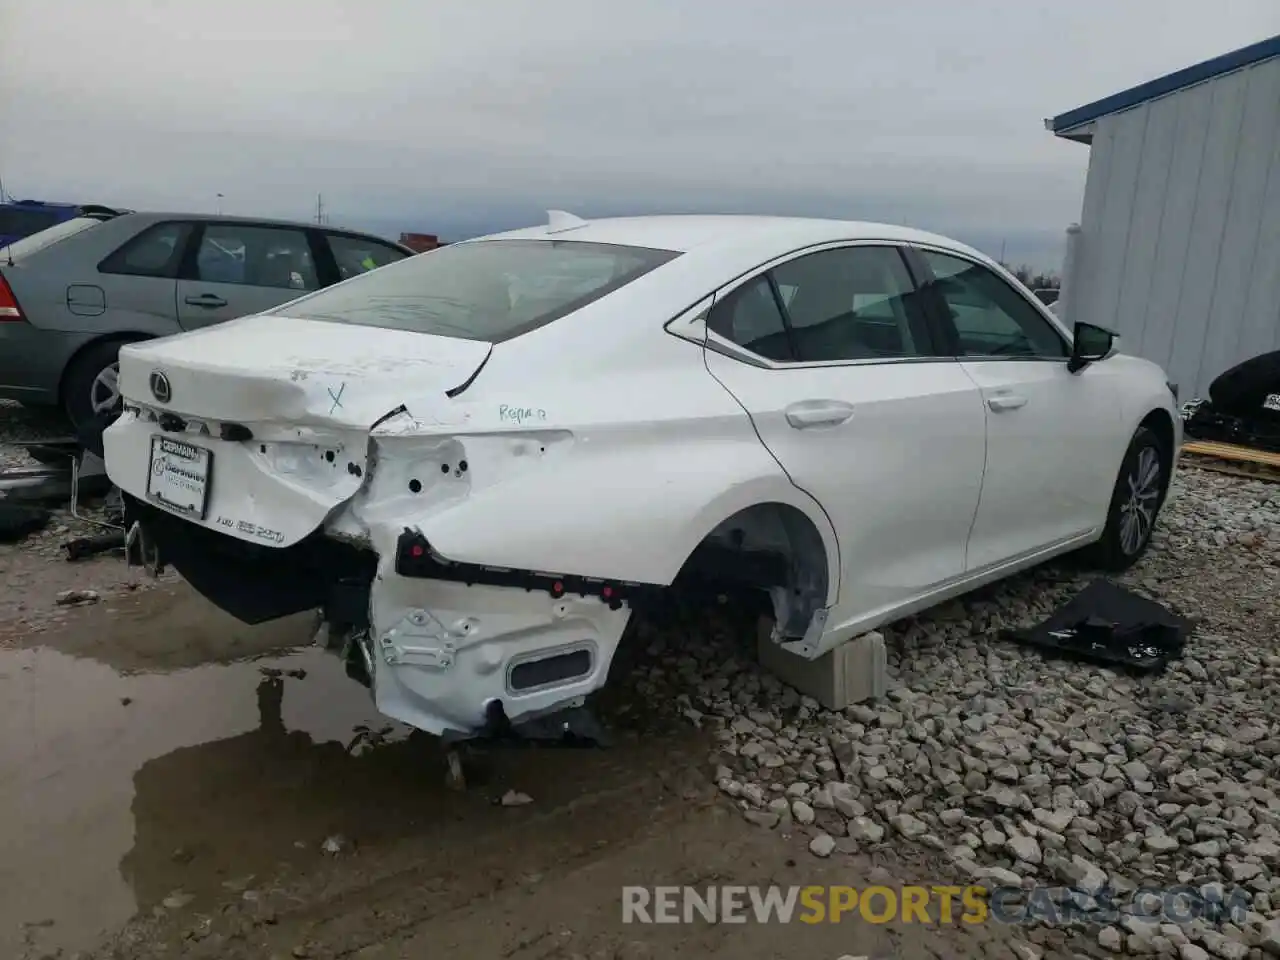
(102, 213), (1181, 738)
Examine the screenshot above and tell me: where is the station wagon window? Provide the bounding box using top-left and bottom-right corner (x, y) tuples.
(769, 246), (931, 362)
(193, 224), (318, 291)
(98, 221), (191, 278)
(920, 250), (1068, 359)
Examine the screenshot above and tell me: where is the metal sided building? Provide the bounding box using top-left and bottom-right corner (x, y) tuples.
(1049, 35), (1280, 401)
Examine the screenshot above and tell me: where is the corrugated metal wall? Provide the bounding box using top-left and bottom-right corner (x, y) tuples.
(1069, 54), (1280, 399)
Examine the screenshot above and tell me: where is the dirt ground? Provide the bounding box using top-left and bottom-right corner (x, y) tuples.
(0, 553), (1066, 960)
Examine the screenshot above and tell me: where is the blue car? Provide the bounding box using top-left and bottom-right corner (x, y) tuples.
(0, 200), (126, 248)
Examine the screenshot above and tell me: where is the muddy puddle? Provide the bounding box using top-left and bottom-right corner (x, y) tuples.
(1, 639), (385, 954)
(0, 585), (697, 958)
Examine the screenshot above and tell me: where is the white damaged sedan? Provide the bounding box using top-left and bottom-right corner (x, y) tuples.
(104, 213), (1181, 738)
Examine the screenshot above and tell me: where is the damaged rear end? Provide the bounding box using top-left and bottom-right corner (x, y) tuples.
(104, 236), (682, 738)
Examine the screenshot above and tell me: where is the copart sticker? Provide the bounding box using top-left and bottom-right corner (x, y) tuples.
(215, 516), (286, 544)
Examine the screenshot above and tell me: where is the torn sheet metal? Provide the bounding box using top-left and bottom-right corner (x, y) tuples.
(1000, 578), (1191, 672)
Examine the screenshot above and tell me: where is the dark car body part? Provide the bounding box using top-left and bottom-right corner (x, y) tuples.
(0, 201), (127, 248)
(1184, 349), (1280, 453)
(1000, 578), (1191, 672)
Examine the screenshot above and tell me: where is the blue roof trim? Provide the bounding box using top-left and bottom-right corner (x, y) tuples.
(1051, 33), (1280, 134)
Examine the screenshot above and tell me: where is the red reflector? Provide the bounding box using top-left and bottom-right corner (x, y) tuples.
(602, 586), (613, 598)
(410, 544), (425, 558)
(0, 273), (24, 322)
(552, 581), (564, 594)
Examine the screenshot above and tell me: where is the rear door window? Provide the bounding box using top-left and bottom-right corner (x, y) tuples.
(191, 224), (318, 291)
(278, 239), (680, 341)
(770, 246), (930, 361)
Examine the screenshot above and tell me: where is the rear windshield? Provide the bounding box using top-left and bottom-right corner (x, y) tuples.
(278, 238), (681, 342)
(1, 216), (102, 259)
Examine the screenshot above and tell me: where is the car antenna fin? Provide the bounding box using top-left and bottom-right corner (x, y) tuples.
(546, 209), (588, 234)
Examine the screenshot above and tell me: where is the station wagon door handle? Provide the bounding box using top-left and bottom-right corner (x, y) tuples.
(784, 400), (856, 429)
(184, 294), (228, 308)
(987, 393), (1028, 413)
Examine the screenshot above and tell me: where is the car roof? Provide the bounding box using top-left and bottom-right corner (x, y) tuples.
(113, 211), (412, 248)
(1, 200), (83, 210)
(481, 214), (989, 261)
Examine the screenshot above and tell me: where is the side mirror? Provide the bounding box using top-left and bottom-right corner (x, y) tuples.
(1068, 321), (1115, 374)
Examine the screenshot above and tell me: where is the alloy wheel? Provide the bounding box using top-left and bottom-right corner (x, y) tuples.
(89, 362), (122, 416)
(1118, 445), (1162, 556)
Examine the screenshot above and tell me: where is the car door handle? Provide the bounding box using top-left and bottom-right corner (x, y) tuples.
(184, 294), (227, 308)
(784, 400), (855, 429)
(987, 393), (1028, 412)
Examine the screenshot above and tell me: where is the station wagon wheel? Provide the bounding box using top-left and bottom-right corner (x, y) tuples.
(62, 338), (147, 455)
(1085, 425), (1170, 572)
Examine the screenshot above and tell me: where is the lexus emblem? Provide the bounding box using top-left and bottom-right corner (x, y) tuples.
(149, 370), (172, 404)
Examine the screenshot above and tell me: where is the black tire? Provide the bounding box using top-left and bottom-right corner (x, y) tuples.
(1084, 426), (1170, 572)
(0, 503), (51, 544)
(61, 338), (138, 439)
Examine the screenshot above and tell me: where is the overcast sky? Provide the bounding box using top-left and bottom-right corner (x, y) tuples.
(2, 1), (1277, 269)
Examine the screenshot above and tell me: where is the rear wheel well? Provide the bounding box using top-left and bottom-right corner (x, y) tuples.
(672, 502), (829, 641)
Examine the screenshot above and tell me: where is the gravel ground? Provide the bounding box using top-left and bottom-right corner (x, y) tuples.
(2, 407), (1278, 958)
(696, 463), (1280, 958)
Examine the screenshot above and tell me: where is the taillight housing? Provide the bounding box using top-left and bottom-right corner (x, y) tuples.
(0, 273), (24, 322)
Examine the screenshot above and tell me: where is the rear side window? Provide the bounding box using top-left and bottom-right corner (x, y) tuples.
(100, 221), (192, 278)
(278, 239), (680, 342)
(327, 233), (409, 281)
(707, 276), (793, 361)
(192, 223), (318, 291)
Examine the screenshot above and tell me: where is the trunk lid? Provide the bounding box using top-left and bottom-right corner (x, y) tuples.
(117, 314), (491, 427)
(105, 315), (492, 550)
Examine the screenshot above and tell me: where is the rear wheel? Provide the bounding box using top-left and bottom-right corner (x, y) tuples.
(62, 338), (143, 453)
(1084, 426), (1169, 571)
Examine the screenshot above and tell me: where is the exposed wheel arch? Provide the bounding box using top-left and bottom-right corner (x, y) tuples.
(673, 501), (833, 642)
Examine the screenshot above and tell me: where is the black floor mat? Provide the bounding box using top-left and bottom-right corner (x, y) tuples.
(1000, 579), (1191, 672)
